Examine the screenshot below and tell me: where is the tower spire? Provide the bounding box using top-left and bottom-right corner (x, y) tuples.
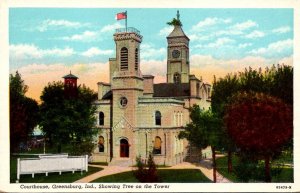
(177, 10), (180, 20)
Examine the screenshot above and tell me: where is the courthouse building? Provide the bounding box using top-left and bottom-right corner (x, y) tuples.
(91, 12), (211, 166)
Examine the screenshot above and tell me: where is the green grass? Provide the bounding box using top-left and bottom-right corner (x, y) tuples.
(92, 171), (139, 182)
(10, 155), (102, 183)
(92, 169), (211, 183)
(216, 155), (293, 183)
(215, 155), (240, 182)
(272, 168), (293, 183)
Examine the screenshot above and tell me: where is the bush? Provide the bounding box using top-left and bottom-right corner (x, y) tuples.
(235, 154), (264, 182)
(134, 154), (160, 182)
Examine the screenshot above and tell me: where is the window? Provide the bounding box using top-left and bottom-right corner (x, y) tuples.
(120, 97), (128, 107)
(173, 73), (181, 84)
(153, 136), (162, 154)
(120, 47), (128, 71)
(99, 112), (104, 125)
(135, 48), (138, 71)
(98, 136), (104, 152)
(155, 111), (161, 125)
(196, 83), (200, 97)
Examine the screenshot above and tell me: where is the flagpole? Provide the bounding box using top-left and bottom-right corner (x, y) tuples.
(125, 11), (127, 32)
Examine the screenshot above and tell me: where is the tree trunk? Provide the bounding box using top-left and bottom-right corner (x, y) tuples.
(265, 155), (271, 182)
(228, 150), (233, 173)
(211, 146), (217, 183)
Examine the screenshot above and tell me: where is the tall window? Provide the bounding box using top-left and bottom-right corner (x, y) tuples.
(173, 73), (181, 84)
(196, 83), (200, 97)
(135, 48), (138, 71)
(99, 112), (104, 125)
(98, 136), (104, 152)
(120, 47), (128, 71)
(155, 111), (161, 126)
(153, 136), (162, 154)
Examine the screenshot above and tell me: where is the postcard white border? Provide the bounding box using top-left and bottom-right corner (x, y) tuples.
(0, 0), (299, 192)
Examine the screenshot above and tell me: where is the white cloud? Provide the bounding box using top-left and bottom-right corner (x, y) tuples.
(10, 44), (75, 59)
(37, 19), (88, 32)
(215, 20), (258, 37)
(272, 26), (291, 34)
(245, 30), (265, 39)
(158, 26), (173, 36)
(140, 59), (167, 78)
(248, 39), (293, 56)
(191, 17), (232, 32)
(230, 20), (258, 31)
(195, 37), (235, 48)
(140, 44), (166, 59)
(81, 47), (113, 57)
(238, 43), (252, 48)
(100, 23), (123, 33)
(62, 31), (99, 42)
(188, 34), (211, 42)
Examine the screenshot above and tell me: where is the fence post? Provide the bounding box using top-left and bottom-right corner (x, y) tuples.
(86, 155), (88, 172)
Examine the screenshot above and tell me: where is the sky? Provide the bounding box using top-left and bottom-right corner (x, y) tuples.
(9, 8), (293, 102)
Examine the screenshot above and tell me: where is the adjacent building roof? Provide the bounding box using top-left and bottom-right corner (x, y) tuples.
(63, 71), (78, 79)
(102, 90), (112, 100)
(153, 83), (190, 97)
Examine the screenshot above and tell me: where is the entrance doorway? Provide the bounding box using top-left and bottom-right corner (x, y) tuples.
(120, 139), (129, 157)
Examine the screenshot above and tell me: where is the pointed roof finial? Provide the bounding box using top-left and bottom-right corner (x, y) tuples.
(70, 70), (71, 74)
(177, 10), (180, 20)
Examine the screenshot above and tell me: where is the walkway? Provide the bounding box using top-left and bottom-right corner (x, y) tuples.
(74, 160), (231, 183)
(74, 165), (132, 183)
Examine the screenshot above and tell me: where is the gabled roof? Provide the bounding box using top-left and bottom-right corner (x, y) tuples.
(153, 83), (190, 97)
(167, 25), (189, 40)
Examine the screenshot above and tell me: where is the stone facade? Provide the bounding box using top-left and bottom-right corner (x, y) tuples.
(91, 14), (211, 166)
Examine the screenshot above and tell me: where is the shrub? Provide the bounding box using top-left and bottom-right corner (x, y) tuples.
(134, 154), (160, 182)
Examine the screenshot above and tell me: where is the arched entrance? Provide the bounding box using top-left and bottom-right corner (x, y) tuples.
(120, 139), (129, 157)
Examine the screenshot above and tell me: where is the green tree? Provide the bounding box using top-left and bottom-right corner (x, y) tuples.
(211, 65), (293, 172)
(224, 92), (293, 182)
(167, 18), (182, 26)
(39, 81), (97, 154)
(179, 105), (222, 182)
(10, 71), (39, 152)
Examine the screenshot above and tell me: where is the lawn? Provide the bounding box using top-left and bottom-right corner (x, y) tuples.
(92, 169), (211, 183)
(216, 155), (293, 183)
(10, 155), (102, 183)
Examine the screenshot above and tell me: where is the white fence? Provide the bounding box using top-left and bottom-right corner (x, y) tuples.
(17, 154), (88, 181)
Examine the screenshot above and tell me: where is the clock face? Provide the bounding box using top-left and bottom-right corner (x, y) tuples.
(172, 50), (180, 58)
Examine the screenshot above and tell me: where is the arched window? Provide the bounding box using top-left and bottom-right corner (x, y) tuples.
(155, 111), (161, 126)
(98, 136), (104, 152)
(99, 112), (104, 125)
(173, 73), (181, 84)
(153, 136), (162, 154)
(135, 48), (138, 71)
(120, 47), (128, 71)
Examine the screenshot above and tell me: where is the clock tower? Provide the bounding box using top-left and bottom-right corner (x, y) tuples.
(166, 11), (190, 83)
